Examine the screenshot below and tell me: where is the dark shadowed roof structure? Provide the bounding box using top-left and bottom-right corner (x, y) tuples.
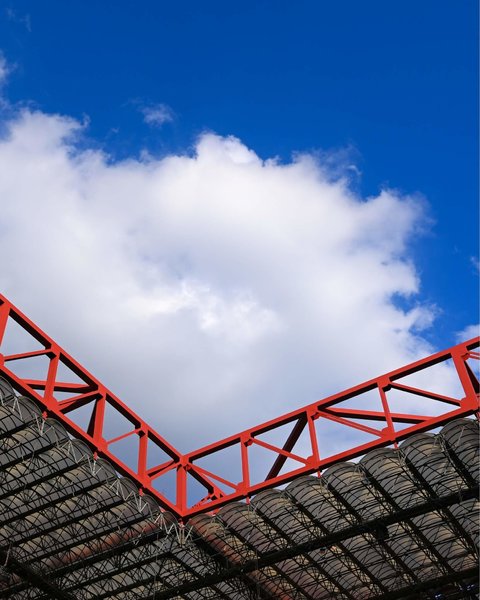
(0, 379), (478, 600)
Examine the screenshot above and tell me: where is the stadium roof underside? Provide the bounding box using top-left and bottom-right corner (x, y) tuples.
(0, 380), (478, 600)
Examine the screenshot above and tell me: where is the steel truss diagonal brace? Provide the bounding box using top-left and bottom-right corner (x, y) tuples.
(0, 293), (478, 519)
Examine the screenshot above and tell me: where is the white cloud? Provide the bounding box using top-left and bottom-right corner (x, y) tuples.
(456, 323), (479, 342)
(140, 103), (174, 127)
(0, 108), (449, 453)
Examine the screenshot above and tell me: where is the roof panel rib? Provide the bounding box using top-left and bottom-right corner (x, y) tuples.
(0, 379), (478, 599)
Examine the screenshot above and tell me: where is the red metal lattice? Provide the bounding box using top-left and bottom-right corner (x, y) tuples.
(0, 294), (478, 519)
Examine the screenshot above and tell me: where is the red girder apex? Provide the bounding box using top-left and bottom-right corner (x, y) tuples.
(0, 293), (478, 520)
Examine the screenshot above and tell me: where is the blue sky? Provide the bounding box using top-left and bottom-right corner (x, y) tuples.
(1, 0), (477, 345)
(0, 1), (477, 446)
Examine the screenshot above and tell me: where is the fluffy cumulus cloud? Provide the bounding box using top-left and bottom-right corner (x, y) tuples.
(0, 107), (451, 453)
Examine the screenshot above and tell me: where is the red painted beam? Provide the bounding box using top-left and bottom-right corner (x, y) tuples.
(0, 294), (478, 520)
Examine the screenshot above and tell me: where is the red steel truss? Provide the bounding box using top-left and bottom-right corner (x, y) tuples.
(0, 293), (478, 520)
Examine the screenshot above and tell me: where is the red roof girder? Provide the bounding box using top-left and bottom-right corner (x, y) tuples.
(0, 293), (478, 519)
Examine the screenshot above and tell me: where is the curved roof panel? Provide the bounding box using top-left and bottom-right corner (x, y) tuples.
(0, 379), (478, 599)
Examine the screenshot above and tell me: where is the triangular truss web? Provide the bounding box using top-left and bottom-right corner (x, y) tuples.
(391, 357), (465, 399)
(102, 399), (137, 441)
(1, 314), (98, 406)
(146, 436), (176, 472)
(314, 414), (382, 461)
(1, 316), (45, 355)
(192, 442), (243, 493)
(53, 358), (94, 400)
(4, 352), (50, 383)
(269, 424), (314, 479)
(249, 419), (312, 482)
(1, 317), (50, 381)
(319, 389), (390, 429)
(186, 472), (214, 509)
(66, 399), (96, 431)
(386, 357), (464, 418)
(384, 386), (451, 419)
(313, 387), (389, 461)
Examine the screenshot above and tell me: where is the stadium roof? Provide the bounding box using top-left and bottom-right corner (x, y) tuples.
(0, 294), (478, 519)
(0, 379), (478, 600)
